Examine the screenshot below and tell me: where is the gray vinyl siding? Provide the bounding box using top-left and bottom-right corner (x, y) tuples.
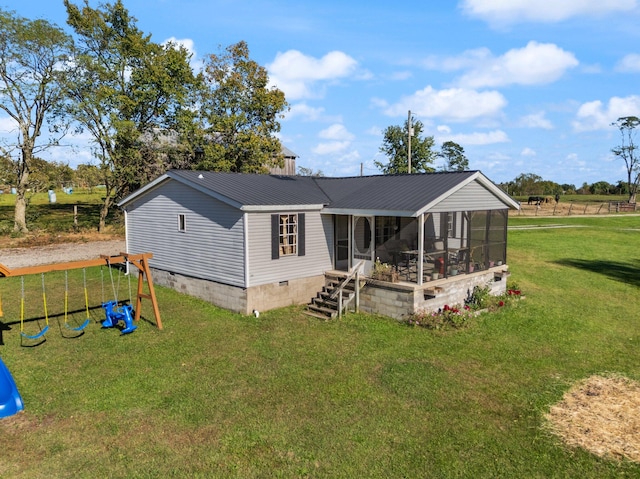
(430, 180), (507, 212)
(247, 211), (333, 287)
(125, 180), (246, 287)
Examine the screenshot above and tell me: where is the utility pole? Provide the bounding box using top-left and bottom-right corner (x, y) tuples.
(407, 110), (412, 174)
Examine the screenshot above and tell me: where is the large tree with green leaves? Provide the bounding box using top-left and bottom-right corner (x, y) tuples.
(375, 116), (435, 174)
(194, 41), (288, 172)
(611, 116), (640, 203)
(64, 0), (196, 231)
(0, 9), (73, 232)
(438, 140), (469, 171)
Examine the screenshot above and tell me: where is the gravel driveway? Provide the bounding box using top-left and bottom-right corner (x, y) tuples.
(0, 240), (126, 270)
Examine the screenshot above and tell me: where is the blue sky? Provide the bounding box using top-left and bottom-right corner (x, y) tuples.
(2, 0), (640, 186)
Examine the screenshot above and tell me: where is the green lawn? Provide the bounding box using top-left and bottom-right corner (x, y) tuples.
(0, 216), (639, 478)
(0, 188), (120, 235)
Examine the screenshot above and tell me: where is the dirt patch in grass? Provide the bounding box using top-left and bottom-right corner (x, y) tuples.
(545, 374), (640, 463)
(0, 230), (123, 249)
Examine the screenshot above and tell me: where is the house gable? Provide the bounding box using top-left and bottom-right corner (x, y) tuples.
(423, 178), (511, 213)
(125, 179), (246, 287)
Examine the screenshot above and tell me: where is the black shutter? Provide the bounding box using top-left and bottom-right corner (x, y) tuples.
(298, 213), (305, 256)
(271, 214), (279, 260)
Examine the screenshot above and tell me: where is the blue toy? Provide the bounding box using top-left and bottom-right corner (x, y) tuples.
(101, 301), (137, 335)
(0, 357), (24, 418)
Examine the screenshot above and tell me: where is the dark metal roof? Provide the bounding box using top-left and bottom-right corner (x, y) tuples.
(168, 170), (330, 206)
(166, 169), (484, 212)
(313, 171), (478, 211)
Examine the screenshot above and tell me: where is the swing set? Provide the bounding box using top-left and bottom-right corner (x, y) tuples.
(0, 253), (162, 341)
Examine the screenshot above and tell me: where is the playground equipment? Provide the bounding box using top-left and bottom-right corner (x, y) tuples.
(63, 269), (91, 332)
(0, 253), (162, 336)
(0, 356), (24, 418)
(101, 300), (137, 334)
(99, 258), (137, 334)
(20, 275), (50, 340)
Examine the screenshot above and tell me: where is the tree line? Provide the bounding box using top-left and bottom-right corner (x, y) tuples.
(497, 173), (631, 198)
(0, 1), (288, 232)
(376, 114), (640, 203)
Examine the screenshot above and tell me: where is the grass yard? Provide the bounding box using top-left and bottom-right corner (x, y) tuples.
(0, 215), (639, 477)
(0, 189), (122, 247)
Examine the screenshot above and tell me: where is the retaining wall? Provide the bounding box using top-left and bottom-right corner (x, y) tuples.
(359, 268), (509, 320)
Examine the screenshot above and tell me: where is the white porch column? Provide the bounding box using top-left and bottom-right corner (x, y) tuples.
(417, 213), (424, 285)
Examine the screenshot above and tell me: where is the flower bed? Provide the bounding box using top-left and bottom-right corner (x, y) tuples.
(406, 281), (523, 330)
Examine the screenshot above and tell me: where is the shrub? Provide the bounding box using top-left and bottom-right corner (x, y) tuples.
(407, 304), (475, 330)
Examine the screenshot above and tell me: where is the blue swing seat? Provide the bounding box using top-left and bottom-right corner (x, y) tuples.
(20, 325), (49, 340)
(65, 318), (90, 331)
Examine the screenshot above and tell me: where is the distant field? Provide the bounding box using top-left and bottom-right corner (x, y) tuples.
(0, 188), (106, 207)
(512, 194), (628, 203)
(0, 188), (122, 242)
(511, 194), (635, 216)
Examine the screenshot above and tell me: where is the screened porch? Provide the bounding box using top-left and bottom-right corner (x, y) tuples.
(373, 210), (508, 285)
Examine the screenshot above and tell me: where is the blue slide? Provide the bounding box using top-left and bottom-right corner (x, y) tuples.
(0, 357), (24, 418)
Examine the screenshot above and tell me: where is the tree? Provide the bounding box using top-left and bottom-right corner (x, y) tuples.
(589, 181), (612, 195)
(511, 173), (543, 196)
(577, 182), (591, 195)
(65, 0), (196, 231)
(614, 180), (629, 196)
(28, 157), (56, 193)
(0, 155), (17, 188)
(611, 116), (640, 203)
(297, 166), (324, 177)
(438, 141), (469, 171)
(195, 41), (288, 173)
(375, 116), (435, 174)
(0, 9), (73, 232)
(75, 163), (102, 191)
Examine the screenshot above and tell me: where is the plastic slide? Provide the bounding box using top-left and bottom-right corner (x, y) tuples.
(0, 357), (24, 418)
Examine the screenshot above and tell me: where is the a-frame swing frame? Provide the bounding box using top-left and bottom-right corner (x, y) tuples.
(0, 252), (162, 330)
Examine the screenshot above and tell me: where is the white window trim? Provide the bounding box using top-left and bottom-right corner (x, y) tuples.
(279, 213), (298, 256)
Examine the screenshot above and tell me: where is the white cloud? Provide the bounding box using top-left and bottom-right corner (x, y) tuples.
(573, 95), (640, 131)
(313, 124), (355, 156)
(0, 116), (18, 133)
(521, 147), (536, 157)
(366, 126), (382, 136)
(456, 42), (578, 88)
(313, 140), (352, 155)
(519, 112), (553, 129)
(564, 152), (587, 169)
(267, 50), (358, 100)
(438, 129), (509, 145)
(384, 86), (507, 121)
(616, 53), (640, 72)
(460, 0), (636, 24)
(285, 103), (327, 122)
(422, 48), (492, 72)
(318, 124), (354, 141)
(390, 71), (413, 81)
